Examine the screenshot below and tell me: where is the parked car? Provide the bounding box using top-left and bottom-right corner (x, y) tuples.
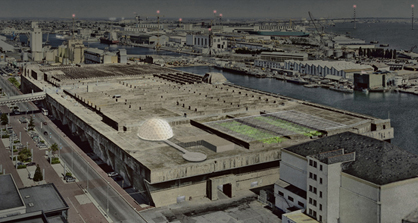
(43, 131), (48, 135)
(42, 122), (47, 125)
(66, 177), (75, 182)
(108, 172), (119, 177)
(26, 162), (36, 166)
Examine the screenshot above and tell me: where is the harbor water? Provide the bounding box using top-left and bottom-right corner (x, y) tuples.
(174, 66), (418, 155)
(327, 22), (418, 52)
(13, 33), (187, 56)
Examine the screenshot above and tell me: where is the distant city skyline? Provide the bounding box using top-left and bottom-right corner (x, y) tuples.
(1, 0), (417, 19)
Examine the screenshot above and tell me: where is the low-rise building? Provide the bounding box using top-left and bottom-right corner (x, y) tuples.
(261, 52), (307, 62)
(0, 174), (69, 222)
(186, 34), (227, 49)
(84, 48), (118, 64)
(284, 60), (373, 79)
(353, 71), (395, 90)
(275, 132), (418, 223)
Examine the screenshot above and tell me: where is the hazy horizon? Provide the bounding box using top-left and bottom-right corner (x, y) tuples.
(1, 0), (418, 20)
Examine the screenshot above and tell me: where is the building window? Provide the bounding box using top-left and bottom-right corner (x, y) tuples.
(320, 204), (322, 211)
(320, 165), (322, 171)
(309, 172), (317, 181)
(298, 201), (304, 207)
(320, 178), (323, 184)
(319, 215), (322, 221)
(278, 191), (284, 197)
(320, 191), (322, 198)
(288, 196), (294, 202)
(313, 211), (317, 218)
(309, 186), (317, 194)
(309, 209), (312, 215)
(309, 198), (317, 206)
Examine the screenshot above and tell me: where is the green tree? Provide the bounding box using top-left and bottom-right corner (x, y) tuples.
(50, 143), (59, 155)
(28, 116), (35, 128)
(33, 164), (43, 181)
(1, 113), (8, 125)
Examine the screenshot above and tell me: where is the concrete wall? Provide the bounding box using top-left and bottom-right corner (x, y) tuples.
(0, 206), (26, 218)
(339, 173), (380, 223)
(280, 150), (307, 190)
(380, 178), (418, 223)
(325, 163), (342, 223)
(150, 182), (206, 207)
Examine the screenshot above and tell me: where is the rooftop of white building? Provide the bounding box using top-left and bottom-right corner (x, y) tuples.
(284, 132), (418, 185)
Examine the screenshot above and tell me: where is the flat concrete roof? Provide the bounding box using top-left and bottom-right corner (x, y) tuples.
(0, 174), (24, 211)
(24, 64), (392, 183)
(285, 132), (418, 185)
(19, 184), (68, 214)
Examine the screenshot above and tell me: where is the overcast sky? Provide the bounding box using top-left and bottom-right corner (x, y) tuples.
(1, 0), (417, 19)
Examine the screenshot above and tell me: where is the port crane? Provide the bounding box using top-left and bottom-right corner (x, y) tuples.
(308, 11), (326, 58)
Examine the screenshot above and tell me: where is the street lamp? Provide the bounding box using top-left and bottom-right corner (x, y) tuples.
(412, 4), (415, 30)
(106, 181), (110, 213)
(59, 143), (62, 160)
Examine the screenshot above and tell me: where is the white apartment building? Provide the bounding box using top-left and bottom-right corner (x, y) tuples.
(185, 34), (227, 50)
(275, 132), (418, 223)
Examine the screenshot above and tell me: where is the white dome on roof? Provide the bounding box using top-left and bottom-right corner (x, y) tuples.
(137, 118), (173, 141)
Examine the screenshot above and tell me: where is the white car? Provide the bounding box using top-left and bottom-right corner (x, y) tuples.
(108, 172), (119, 177)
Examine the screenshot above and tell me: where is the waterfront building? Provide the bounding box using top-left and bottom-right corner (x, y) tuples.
(186, 34), (227, 55)
(261, 52), (308, 63)
(235, 42), (269, 50)
(22, 64), (393, 208)
(84, 48), (117, 64)
(149, 35), (169, 46)
(353, 71), (394, 91)
(55, 39), (86, 65)
(284, 60), (373, 79)
(254, 59), (282, 70)
(0, 39), (14, 52)
(117, 49), (127, 64)
(275, 132), (418, 223)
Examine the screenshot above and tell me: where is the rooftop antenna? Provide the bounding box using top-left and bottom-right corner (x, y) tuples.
(213, 10), (217, 26)
(72, 14), (75, 40)
(412, 4), (415, 30)
(178, 18), (182, 27)
(156, 10), (161, 52)
(209, 26), (212, 56)
(219, 13), (223, 25)
(353, 5), (356, 29)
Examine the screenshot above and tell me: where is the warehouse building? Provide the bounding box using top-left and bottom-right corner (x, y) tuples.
(21, 64), (393, 207)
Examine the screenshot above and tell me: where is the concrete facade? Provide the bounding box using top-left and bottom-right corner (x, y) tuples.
(276, 132), (418, 223)
(30, 22), (42, 62)
(21, 64), (395, 208)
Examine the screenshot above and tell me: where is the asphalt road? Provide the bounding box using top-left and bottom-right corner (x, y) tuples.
(0, 76), (146, 223)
